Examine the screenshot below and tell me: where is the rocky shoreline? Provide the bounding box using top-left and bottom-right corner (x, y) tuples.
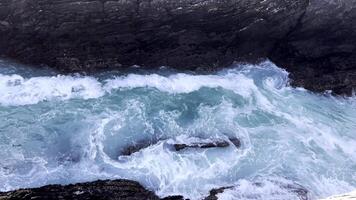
(0, 137), (312, 200)
(0, 180), (181, 200)
(0, 0), (355, 94)
(0, 179), (311, 200)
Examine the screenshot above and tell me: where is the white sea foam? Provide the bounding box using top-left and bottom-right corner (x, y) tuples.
(0, 60), (355, 200)
(0, 61), (280, 106)
(217, 179), (310, 200)
(104, 72), (256, 96)
(0, 74), (104, 106)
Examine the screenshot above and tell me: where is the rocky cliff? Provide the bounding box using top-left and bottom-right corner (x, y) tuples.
(0, 0), (355, 94)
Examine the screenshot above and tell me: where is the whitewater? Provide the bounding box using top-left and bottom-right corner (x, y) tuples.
(0, 59), (355, 200)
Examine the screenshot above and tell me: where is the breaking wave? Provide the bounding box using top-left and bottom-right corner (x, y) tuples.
(0, 60), (355, 199)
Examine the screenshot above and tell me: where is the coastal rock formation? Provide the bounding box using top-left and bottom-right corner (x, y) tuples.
(120, 137), (241, 156)
(0, 179), (310, 200)
(0, 180), (187, 200)
(173, 137), (240, 151)
(269, 0), (356, 94)
(0, 180), (160, 200)
(0, 0), (355, 94)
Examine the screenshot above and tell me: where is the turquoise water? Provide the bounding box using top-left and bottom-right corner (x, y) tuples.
(0, 60), (355, 199)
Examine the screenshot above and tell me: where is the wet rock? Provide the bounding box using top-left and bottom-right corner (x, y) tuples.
(2, 0), (356, 95)
(203, 186), (233, 200)
(173, 137), (240, 151)
(0, 0), (305, 73)
(228, 137), (241, 148)
(269, 0), (356, 95)
(119, 137), (241, 156)
(280, 182), (309, 200)
(203, 181), (310, 200)
(173, 140), (229, 151)
(120, 140), (158, 156)
(161, 195), (185, 200)
(0, 179), (160, 200)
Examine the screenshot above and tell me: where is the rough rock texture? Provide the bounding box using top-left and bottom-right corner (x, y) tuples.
(174, 137), (240, 151)
(120, 137), (241, 156)
(0, 180), (187, 200)
(0, 0), (355, 94)
(269, 0), (356, 95)
(0, 179), (160, 200)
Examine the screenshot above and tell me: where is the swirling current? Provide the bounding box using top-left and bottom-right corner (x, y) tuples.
(0, 60), (355, 200)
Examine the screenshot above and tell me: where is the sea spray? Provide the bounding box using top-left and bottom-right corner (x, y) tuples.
(0, 60), (355, 199)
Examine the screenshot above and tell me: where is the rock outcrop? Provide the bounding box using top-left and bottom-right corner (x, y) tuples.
(0, 179), (310, 200)
(0, 0), (355, 94)
(0, 180), (187, 200)
(173, 137), (240, 151)
(269, 0), (356, 95)
(0, 180), (160, 200)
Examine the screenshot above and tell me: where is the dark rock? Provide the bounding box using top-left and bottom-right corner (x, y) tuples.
(119, 137), (240, 156)
(280, 182), (309, 200)
(269, 0), (356, 95)
(0, 0), (305, 73)
(161, 195), (185, 200)
(173, 139), (231, 151)
(120, 140), (158, 156)
(0, 0), (355, 94)
(0, 179), (160, 200)
(203, 186), (233, 200)
(228, 137), (241, 148)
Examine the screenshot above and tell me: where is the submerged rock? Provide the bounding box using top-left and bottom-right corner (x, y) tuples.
(203, 181), (310, 200)
(203, 186), (233, 200)
(120, 140), (158, 156)
(0, 180), (160, 200)
(173, 137), (240, 151)
(0, 0), (355, 94)
(119, 137), (241, 156)
(173, 140), (230, 151)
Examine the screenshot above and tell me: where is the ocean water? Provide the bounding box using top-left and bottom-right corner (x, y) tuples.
(0, 59), (355, 200)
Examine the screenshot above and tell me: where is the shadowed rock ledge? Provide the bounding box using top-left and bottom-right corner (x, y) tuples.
(0, 180), (159, 200)
(0, 0), (355, 94)
(0, 180), (184, 200)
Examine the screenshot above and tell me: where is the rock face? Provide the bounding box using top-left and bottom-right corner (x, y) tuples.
(0, 180), (160, 200)
(269, 0), (356, 95)
(0, 0), (355, 94)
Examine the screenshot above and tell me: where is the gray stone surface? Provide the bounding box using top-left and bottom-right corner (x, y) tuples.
(0, 0), (355, 94)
